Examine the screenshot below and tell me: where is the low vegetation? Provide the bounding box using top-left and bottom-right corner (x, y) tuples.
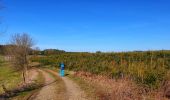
(73, 71), (169, 100)
(0, 60), (22, 94)
(31, 51), (170, 88)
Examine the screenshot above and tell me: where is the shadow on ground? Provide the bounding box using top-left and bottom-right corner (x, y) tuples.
(0, 80), (58, 100)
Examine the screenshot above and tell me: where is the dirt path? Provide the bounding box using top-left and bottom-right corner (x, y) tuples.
(46, 69), (88, 100)
(33, 69), (57, 100)
(26, 69), (39, 84)
(62, 77), (88, 100)
(28, 69), (88, 100)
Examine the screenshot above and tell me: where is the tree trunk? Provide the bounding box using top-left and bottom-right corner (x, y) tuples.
(23, 53), (28, 83)
(23, 64), (28, 84)
(22, 71), (26, 83)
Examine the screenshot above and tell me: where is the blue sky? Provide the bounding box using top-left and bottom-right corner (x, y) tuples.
(0, 0), (170, 52)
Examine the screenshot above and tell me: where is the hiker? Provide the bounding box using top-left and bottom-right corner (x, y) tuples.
(60, 63), (65, 77)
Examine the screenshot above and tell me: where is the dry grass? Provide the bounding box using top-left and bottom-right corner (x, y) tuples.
(68, 75), (99, 100)
(74, 71), (169, 100)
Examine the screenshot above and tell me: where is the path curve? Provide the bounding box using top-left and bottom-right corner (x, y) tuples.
(27, 69), (39, 84)
(46, 69), (88, 100)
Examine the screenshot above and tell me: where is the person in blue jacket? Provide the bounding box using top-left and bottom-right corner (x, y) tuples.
(60, 63), (65, 77)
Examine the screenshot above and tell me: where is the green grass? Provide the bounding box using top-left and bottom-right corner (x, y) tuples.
(0, 62), (22, 94)
(0, 55), (3, 63)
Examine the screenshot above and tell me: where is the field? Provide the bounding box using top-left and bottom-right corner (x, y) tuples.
(31, 50), (170, 89)
(29, 50), (170, 99)
(0, 56), (22, 94)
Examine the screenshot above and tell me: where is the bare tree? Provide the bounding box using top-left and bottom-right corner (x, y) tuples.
(9, 33), (34, 83)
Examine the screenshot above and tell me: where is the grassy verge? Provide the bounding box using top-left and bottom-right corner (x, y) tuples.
(68, 75), (99, 100)
(0, 62), (22, 94)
